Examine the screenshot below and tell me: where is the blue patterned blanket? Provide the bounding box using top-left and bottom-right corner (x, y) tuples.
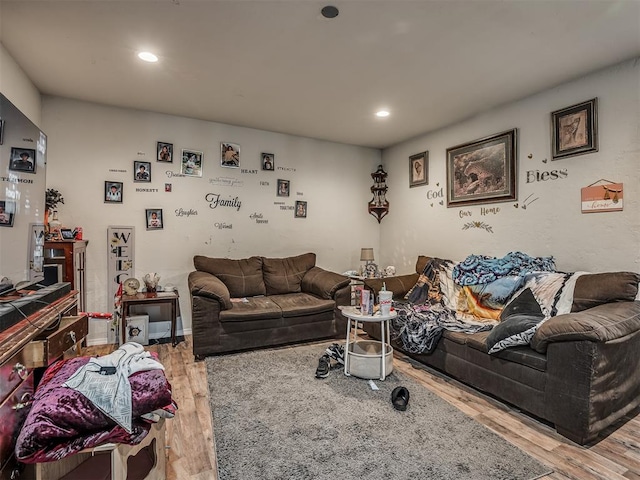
(452, 251), (556, 286)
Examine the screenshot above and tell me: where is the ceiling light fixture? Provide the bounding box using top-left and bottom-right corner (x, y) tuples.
(376, 110), (390, 118)
(137, 51), (158, 63)
(321, 6), (339, 19)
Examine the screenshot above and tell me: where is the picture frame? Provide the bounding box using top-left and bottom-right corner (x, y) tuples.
(0, 119), (4, 145)
(262, 152), (275, 171)
(104, 181), (123, 203)
(60, 228), (75, 240)
(551, 98), (598, 160)
(145, 208), (163, 230)
(409, 151), (428, 188)
(9, 147), (36, 174)
(221, 142), (240, 168)
(295, 200), (307, 218)
(0, 200), (15, 227)
(446, 129), (517, 208)
(157, 141), (173, 163)
(277, 179), (290, 197)
(133, 161), (151, 182)
(181, 149), (203, 177)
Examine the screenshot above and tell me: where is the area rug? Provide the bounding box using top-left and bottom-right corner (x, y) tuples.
(206, 341), (552, 480)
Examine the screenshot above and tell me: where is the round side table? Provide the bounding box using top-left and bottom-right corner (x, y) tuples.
(340, 306), (397, 380)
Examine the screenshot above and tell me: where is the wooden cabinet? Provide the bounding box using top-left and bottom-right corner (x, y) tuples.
(44, 241), (88, 312)
(0, 291), (84, 480)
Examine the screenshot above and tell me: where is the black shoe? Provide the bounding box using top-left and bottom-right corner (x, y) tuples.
(391, 386), (410, 411)
(325, 343), (345, 365)
(315, 354), (331, 379)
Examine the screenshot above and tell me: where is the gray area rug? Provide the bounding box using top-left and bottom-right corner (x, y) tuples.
(206, 341), (552, 480)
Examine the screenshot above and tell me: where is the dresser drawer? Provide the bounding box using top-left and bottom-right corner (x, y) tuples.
(23, 315), (88, 368)
(0, 350), (32, 406)
(0, 372), (33, 473)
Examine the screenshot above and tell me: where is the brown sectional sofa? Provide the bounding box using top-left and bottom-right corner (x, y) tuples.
(361, 255), (640, 445)
(188, 252), (351, 358)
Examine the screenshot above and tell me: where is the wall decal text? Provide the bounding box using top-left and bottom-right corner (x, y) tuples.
(240, 169), (258, 174)
(214, 222), (233, 229)
(526, 168), (568, 183)
(205, 193), (242, 211)
(277, 166), (296, 172)
(1, 176), (33, 184)
(426, 187), (444, 199)
(209, 176), (244, 187)
(165, 171), (187, 178)
(109, 169), (127, 173)
(250, 212), (269, 224)
(480, 207), (500, 216)
(260, 181), (270, 186)
(136, 188), (159, 192)
(462, 221), (494, 233)
(459, 210), (472, 218)
(175, 208), (198, 217)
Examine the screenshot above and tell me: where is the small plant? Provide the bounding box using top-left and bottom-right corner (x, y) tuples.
(45, 188), (64, 211)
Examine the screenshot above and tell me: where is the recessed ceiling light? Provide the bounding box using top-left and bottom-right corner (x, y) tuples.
(137, 51), (158, 63)
(376, 110), (390, 118)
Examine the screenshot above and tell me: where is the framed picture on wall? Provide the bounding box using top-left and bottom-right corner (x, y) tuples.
(9, 147), (36, 173)
(295, 201), (307, 218)
(104, 181), (123, 203)
(157, 141), (173, 163)
(446, 129), (517, 207)
(0, 119), (4, 145)
(181, 149), (203, 177)
(262, 153), (275, 171)
(221, 142), (240, 168)
(146, 208), (163, 230)
(0, 200), (15, 227)
(133, 161), (151, 182)
(551, 98), (598, 160)
(409, 151), (428, 188)
(277, 179), (290, 197)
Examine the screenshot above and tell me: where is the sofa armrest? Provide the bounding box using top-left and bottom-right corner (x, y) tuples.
(531, 301), (640, 353)
(364, 273), (419, 299)
(188, 271), (232, 310)
(301, 267), (349, 300)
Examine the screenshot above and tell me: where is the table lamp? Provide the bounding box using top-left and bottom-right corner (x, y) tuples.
(360, 248), (374, 276)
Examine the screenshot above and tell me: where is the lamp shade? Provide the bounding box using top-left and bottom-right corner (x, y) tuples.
(360, 248), (374, 262)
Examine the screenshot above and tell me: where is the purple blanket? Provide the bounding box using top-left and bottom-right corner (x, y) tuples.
(15, 355), (176, 463)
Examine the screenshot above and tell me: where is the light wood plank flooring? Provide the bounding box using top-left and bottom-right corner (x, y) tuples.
(86, 337), (640, 480)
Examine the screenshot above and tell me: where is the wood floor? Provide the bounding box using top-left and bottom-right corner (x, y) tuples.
(86, 336), (640, 480)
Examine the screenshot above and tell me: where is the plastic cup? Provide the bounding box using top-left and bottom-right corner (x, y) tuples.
(379, 290), (393, 316)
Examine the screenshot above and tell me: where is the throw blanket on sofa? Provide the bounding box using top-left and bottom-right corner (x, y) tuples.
(452, 251), (556, 286)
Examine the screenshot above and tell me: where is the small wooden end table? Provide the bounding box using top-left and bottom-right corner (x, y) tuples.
(340, 306), (397, 380)
(120, 291), (180, 347)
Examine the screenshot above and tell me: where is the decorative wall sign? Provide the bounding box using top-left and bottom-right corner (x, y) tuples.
(205, 193), (242, 210)
(181, 149), (203, 177)
(581, 180), (623, 213)
(133, 160), (151, 182)
(462, 221), (494, 233)
(105, 181), (123, 203)
(277, 179), (290, 197)
(9, 147), (36, 173)
(295, 201), (307, 218)
(107, 225), (135, 306)
(368, 165), (389, 223)
(552, 98), (598, 160)
(146, 209), (164, 229)
(157, 141), (173, 162)
(409, 151), (428, 188)
(262, 153), (274, 171)
(447, 129), (517, 208)
(221, 142), (240, 168)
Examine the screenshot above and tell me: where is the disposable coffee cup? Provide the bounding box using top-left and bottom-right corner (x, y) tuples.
(379, 290), (393, 316)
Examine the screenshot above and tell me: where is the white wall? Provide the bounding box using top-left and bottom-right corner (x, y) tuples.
(0, 43), (42, 127)
(42, 98), (382, 342)
(380, 58), (640, 275)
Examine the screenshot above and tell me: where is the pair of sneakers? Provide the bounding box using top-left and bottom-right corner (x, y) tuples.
(314, 343), (345, 379)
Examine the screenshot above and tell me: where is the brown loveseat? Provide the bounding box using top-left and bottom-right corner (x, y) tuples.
(361, 256), (640, 445)
(188, 253), (351, 358)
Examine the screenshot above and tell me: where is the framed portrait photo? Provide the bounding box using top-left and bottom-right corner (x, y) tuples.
(446, 129), (517, 208)
(104, 181), (123, 203)
(262, 152), (275, 171)
(221, 142), (240, 168)
(157, 141), (173, 163)
(9, 147), (36, 174)
(133, 161), (151, 182)
(0, 200), (15, 227)
(552, 98), (598, 160)
(409, 151), (428, 188)
(181, 149), (203, 177)
(277, 179), (290, 197)
(146, 208), (163, 230)
(295, 200), (307, 218)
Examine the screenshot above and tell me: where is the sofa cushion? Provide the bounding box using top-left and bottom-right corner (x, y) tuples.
(219, 296), (282, 323)
(269, 293), (335, 318)
(571, 272), (640, 312)
(486, 288), (545, 354)
(194, 255), (266, 298)
(301, 267), (350, 299)
(263, 253), (316, 295)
